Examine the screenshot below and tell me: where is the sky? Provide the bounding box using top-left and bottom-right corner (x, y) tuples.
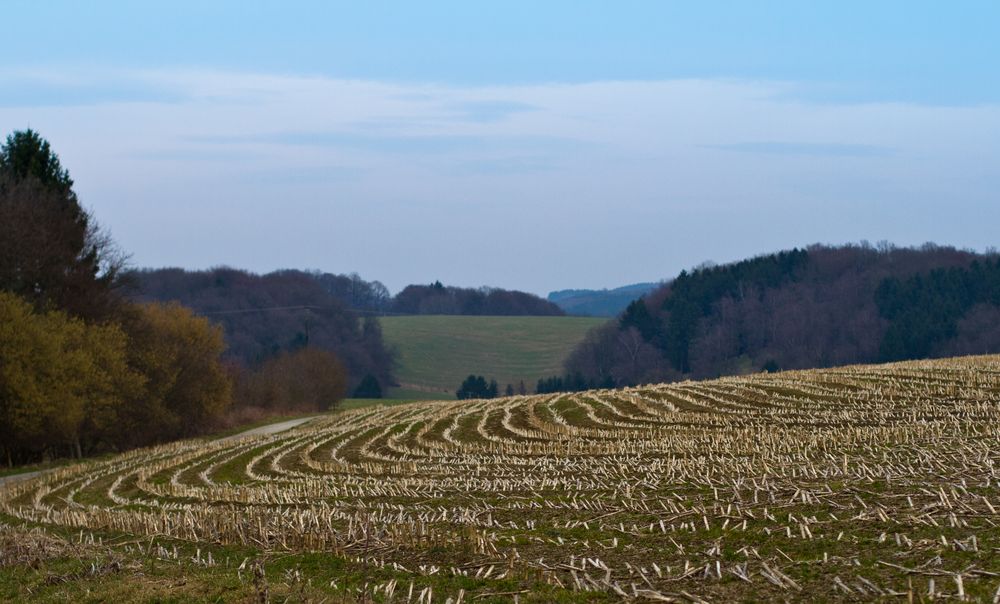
(2, 1), (998, 295)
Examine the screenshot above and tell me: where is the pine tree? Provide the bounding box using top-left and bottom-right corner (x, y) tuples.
(0, 129), (123, 320)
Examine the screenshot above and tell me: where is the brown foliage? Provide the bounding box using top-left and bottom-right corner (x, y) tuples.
(130, 268), (395, 391)
(235, 347), (347, 414)
(0, 292), (141, 463)
(116, 302), (232, 445)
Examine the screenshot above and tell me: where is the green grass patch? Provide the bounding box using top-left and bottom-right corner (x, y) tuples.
(380, 315), (604, 397)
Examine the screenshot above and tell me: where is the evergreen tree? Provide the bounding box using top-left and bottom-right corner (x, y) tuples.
(456, 375), (499, 399)
(353, 374), (383, 398)
(0, 129), (76, 199)
(0, 129), (123, 320)
(619, 299), (662, 343)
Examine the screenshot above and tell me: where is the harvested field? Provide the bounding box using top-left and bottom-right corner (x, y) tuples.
(5, 355), (1000, 602)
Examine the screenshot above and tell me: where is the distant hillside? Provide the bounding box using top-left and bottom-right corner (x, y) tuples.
(129, 268), (395, 391)
(559, 243), (1000, 389)
(262, 272), (561, 317)
(548, 282), (660, 316)
(393, 281), (563, 316)
(379, 315), (603, 398)
(130, 269), (573, 396)
(190, 270), (567, 318)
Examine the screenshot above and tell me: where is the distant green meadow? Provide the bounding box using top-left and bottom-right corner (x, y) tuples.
(378, 315), (604, 399)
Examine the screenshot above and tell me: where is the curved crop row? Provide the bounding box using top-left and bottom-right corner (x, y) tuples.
(5, 355), (1000, 601)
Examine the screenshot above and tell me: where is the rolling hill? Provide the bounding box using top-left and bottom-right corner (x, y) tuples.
(564, 243), (1000, 389)
(378, 315), (604, 398)
(547, 281), (660, 316)
(5, 355), (1000, 601)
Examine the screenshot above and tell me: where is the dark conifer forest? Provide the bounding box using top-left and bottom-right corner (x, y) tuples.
(552, 244), (1000, 390)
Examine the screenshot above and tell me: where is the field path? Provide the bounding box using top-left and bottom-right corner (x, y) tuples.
(0, 414), (321, 489)
(0, 469), (43, 488)
(216, 415), (320, 441)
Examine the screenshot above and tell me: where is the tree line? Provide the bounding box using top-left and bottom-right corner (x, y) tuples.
(130, 268), (395, 395)
(544, 243), (1000, 391)
(455, 375), (528, 399)
(192, 270), (566, 318)
(391, 281), (564, 316)
(876, 258), (1000, 361)
(0, 130), (353, 466)
(130, 271), (565, 404)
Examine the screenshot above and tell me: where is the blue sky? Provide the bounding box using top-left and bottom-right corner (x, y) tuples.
(2, 1), (998, 293)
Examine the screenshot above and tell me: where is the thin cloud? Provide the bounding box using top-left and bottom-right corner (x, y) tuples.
(0, 69), (187, 108)
(449, 156), (559, 175)
(448, 100), (539, 123)
(1, 66), (997, 293)
(187, 131), (589, 155)
(708, 141), (896, 157)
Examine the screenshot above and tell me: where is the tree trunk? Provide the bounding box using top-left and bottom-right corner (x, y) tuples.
(74, 437), (82, 460)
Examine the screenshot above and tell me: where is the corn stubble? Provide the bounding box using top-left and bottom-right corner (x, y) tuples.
(5, 355), (1000, 601)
